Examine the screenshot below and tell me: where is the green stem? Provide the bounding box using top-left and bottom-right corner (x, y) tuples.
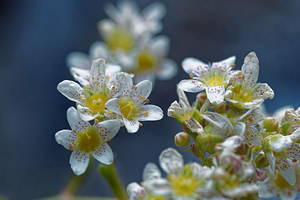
(99, 163), (128, 200)
(60, 157), (94, 197)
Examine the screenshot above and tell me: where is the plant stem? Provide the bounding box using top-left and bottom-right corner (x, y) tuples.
(60, 158), (94, 197)
(98, 163), (128, 200)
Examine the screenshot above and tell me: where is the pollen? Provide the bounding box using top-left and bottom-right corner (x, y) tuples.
(86, 93), (108, 114)
(231, 86), (253, 103)
(205, 72), (223, 87)
(136, 50), (157, 72)
(106, 29), (134, 53)
(221, 68), (225, 72)
(119, 99), (140, 121)
(108, 111), (113, 114)
(189, 74), (194, 78)
(202, 74), (206, 77)
(139, 95), (144, 99)
(107, 137), (111, 142)
(75, 126), (102, 153)
(171, 175), (197, 196)
(143, 111), (148, 115)
(105, 75), (109, 79)
(94, 118), (99, 124)
(231, 64), (236, 68)
(139, 123), (143, 127)
(76, 73), (80, 76)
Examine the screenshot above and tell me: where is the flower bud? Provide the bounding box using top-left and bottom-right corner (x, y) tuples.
(195, 134), (224, 154)
(263, 117), (278, 132)
(214, 102), (229, 113)
(196, 92), (207, 106)
(254, 152), (269, 169)
(174, 132), (190, 147)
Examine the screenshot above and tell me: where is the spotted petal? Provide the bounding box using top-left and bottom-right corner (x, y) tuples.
(182, 57), (208, 75)
(77, 105), (98, 121)
(92, 143), (113, 165)
(287, 143), (300, 160)
(143, 163), (161, 181)
(67, 107), (90, 132)
(132, 80), (152, 104)
(159, 148), (183, 175)
(178, 79), (206, 93)
(127, 182), (146, 200)
(117, 72), (133, 99)
(243, 112), (264, 126)
(66, 52), (90, 69)
(94, 119), (120, 141)
(212, 55), (236, 72)
(69, 151), (90, 175)
(89, 58), (106, 93)
(55, 130), (76, 150)
(245, 127), (262, 146)
(70, 67), (90, 86)
(241, 52), (259, 85)
(105, 98), (121, 115)
(138, 105), (163, 121)
(57, 80), (83, 104)
(206, 86), (225, 105)
(270, 134), (293, 152)
(157, 59), (177, 80)
(276, 158), (296, 185)
(123, 118), (139, 133)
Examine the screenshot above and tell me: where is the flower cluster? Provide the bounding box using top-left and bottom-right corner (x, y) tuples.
(55, 57), (163, 175)
(66, 1), (177, 84)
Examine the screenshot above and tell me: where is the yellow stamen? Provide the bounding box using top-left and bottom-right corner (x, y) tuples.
(132, 86), (137, 90)
(189, 74), (194, 78)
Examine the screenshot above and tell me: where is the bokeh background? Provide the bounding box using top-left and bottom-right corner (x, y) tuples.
(1, 0), (300, 199)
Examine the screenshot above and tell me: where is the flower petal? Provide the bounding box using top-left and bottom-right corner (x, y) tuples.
(245, 127), (262, 146)
(70, 67), (90, 86)
(55, 130), (76, 150)
(92, 143), (113, 165)
(123, 118), (139, 133)
(97, 19), (116, 39)
(290, 128), (300, 141)
(94, 119), (120, 141)
(266, 152), (276, 176)
(67, 107), (90, 132)
(105, 98), (121, 115)
(157, 59), (178, 80)
(241, 52), (259, 85)
(69, 151), (90, 175)
(143, 162), (161, 181)
(132, 80), (152, 104)
(143, 2), (166, 21)
(178, 79), (206, 93)
(77, 105), (98, 121)
(66, 52), (90, 69)
(89, 58), (106, 93)
(57, 80), (83, 104)
(127, 182), (146, 200)
(233, 122), (246, 137)
(212, 55), (236, 72)
(117, 72), (133, 99)
(276, 158), (296, 185)
(287, 143), (300, 160)
(159, 148), (183, 175)
(138, 105), (163, 121)
(206, 86), (225, 105)
(182, 57), (208, 74)
(270, 134), (293, 152)
(150, 35), (169, 57)
(279, 191), (297, 200)
(256, 83), (274, 100)
(89, 41), (110, 60)
(243, 112), (264, 126)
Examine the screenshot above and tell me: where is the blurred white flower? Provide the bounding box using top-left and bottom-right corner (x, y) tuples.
(55, 107), (120, 175)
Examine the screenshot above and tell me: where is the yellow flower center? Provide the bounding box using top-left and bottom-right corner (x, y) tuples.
(75, 126), (102, 153)
(106, 29), (134, 53)
(272, 171), (293, 189)
(205, 72), (223, 87)
(86, 93), (108, 114)
(148, 194), (165, 200)
(171, 175), (198, 196)
(231, 86), (253, 102)
(136, 50), (157, 72)
(119, 99), (139, 121)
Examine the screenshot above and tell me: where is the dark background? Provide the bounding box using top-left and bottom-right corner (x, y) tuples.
(0, 0), (300, 199)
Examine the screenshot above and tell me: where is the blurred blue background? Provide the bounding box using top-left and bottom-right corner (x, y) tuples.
(0, 0), (300, 199)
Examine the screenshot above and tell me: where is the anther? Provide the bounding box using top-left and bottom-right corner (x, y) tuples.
(94, 119), (99, 124)
(189, 73), (194, 78)
(105, 75), (109, 79)
(139, 123), (143, 127)
(132, 86), (137, 90)
(139, 95), (144, 99)
(143, 111), (148, 115)
(107, 137), (111, 142)
(221, 68), (225, 72)
(231, 64), (236, 69)
(145, 99), (150, 104)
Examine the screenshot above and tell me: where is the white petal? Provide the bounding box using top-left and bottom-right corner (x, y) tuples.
(117, 72), (133, 98)
(89, 58), (106, 93)
(97, 19), (115, 39)
(143, 163), (161, 181)
(132, 80), (152, 104)
(67, 107), (90, 132)
(245, 127), (262, 146)
(243, 112), (264, 126)
(66, 52), (90, 69)
(178, 79), (206, 93)
(266, 152), (276, 176)
(182, 57), (208, 74)
(276, 158), (296, 185)
(70, 67), (90, 86)
(123, 118), (139, 133)
(256, 83), (274, 100)
(93, 143), (113, 165)
(105, 98), (121, 115)
(150, 35), (169, 56)
(89, 41), (110, 60)
(279, 191), (297, 200)
(212, 55), (236, 72)
(206, 86), (225, 105)
(55, 130), (76, 150)
(105, 64), (122, 77)
(258, 179), (274, 198)
(159, 148), (183, 175)
(69, 151), (90, 175)
(290, 128), (300, 141)
(127, 182), (146, 200)
(233, 122), (246, 137)
(270, 134), (293, 152)
(143, 2), (166, 21)
(77, 105), (98, 121)
(94, 119), (120, 141)
(157, 59), (178, 80)
(287, 143), (300, 160)
(138, 105), (163, 121)
(57, 80), (83, 103)
(143, 178), (171, 196)
(241, 52), (259, 85)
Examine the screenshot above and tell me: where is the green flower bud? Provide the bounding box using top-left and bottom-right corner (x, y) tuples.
(263, 117), (278, 132)
(196, 92), (207, 106)
(214, 102), (229, 113)
(254, 152), (269, 168)
(195, 134), (224, 154)
(174, 132), (190, 147)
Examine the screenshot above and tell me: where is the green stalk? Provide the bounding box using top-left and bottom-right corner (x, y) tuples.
(98, 163), (128, 200)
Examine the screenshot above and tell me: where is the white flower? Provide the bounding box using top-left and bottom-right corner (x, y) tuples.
(224, 52), (274, 110)
(57, 58), (123, 121)
(178, 55), (236, 104)
(55, 107), (120, 175)
(105, 72), (163, 133)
